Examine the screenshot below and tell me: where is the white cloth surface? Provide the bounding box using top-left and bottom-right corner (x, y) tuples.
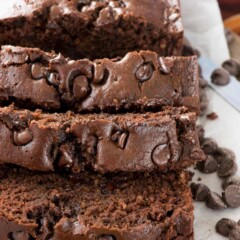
(180, 0), (230, 65)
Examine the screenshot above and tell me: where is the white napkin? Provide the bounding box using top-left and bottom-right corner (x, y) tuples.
(180, 0), (230, 65)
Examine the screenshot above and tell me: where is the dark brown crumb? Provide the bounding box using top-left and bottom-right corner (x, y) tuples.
(0, 166), (194, 240)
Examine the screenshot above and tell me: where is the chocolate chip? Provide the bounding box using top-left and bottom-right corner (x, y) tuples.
(214, 147), (236, 164)
(223, 185), (240, 208)
(199, 89), (209, 115)
(151, 144), (170, 170)
(199, 77), (208, 88)
(196, 155), (218, 173)
(229, 226), (240, 240)
(190, 183), (210, 202)
(238, 219), (240, 225)
(211, 68), (231, 86)
(72, 75), (90, 100)
(47, 72), (60, 86)
(206, 112), (218, 120)
(110, 131), (121, 142)
(222, 59), (240, 77)
(205, 192), (227, 209)
(49, 5), (61, 20)
(158, 57), (170, 74)
(218, 157), (238, 178)
(93, 63), (108, 84)
(31, 63), (45, 79)
(222, 176), (240, 190)
(196, 125), (205, 143)
(58, 144), (74, 169)
(110, 131), (129, 149)
(86, 135), (98, 155)
(98, 234), (115, 240)
(216, 218), (237, 237)
(13, 129), (33, 146)
(9, 231), (31, 240)
(182, 39), (200, 57)
(136, 62), (154, 82)
(118, 132), (128, 149)
(201, 138), (218, 154)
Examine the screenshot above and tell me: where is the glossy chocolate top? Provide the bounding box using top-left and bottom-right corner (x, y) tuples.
(0, 46), (199, 113)
(0, 105), (204, 173)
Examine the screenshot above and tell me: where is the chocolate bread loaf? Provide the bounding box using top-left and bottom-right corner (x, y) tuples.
(0, 0), (183, 59)
(0, 166), (193, 240)
(0, 46), (199, 113)
(0, 105), (204, 173)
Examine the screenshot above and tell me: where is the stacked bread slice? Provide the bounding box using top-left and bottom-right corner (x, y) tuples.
(0, 1), (204, 239)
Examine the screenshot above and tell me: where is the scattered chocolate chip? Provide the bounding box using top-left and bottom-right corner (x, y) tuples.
(211, 68), (231, 86)
(222, 59), (240, 77)
(229, 226), (240, 240)
(238, 219), (240, 226)
(31, 63), (45, 79)
(191, 183), (210, 202)
(216, 218), (237, 237)
(201, 138), (218, 155)
(199, 77), (208, 88)
(182, 39), (200, 57)
(205, 192), (226, 210)
(13, 129), (33, 146)
(223, 185), (240, 208)
(98, 234), (115, 240)
(151, 144), (170, 170)
(214, 147), (236, 164)
(218, 157), (238, 178)
(72, 75), (90, 100)
(47, 72), (60, 86)
(136, 62), (154, 82)
(196, 155), (218, 173)
(158, 57), (170, 74)
(199, 89), (209, 115)
(196, 125), (205, 143)
(206, 112), (218, 120)
(222, 176), (240, 190)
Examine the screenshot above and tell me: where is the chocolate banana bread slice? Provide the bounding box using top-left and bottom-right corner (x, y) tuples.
(0, 46), (199, 113)
(0, 0), (183, 59)
(0, 166), (194, 240)
(0, 105), (204, 173)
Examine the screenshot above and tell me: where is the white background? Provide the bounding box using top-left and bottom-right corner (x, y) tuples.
(180, 1), (240, 239)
